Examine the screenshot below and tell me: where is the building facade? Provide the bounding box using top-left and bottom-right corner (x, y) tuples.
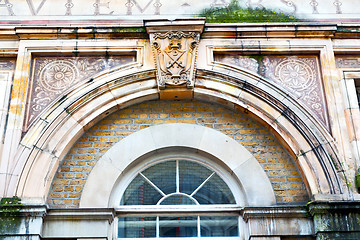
(1, 1), (360, 239)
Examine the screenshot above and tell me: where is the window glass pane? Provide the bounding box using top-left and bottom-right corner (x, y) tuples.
(193, 174), (235, 204)
(142, 160), (176, 194)
(118, 217), (156, 238)
(160, 194), (196, 205)
(200, 216), (239, 237)
(179, 160), (213, 195)
(159, 216), (198, 237)
(121, 174), (163, 205)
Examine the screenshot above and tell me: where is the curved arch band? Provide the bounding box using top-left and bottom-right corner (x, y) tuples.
(12, 67), (346, 203)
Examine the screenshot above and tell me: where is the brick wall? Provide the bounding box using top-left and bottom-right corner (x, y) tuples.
(48, 100), (308, 207)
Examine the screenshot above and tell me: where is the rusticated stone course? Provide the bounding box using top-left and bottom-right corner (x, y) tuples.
(48, 100), (308, 207)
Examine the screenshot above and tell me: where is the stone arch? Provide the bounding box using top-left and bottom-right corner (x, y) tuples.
(79, 123), (276, 207)
(13, 67), (346, 203)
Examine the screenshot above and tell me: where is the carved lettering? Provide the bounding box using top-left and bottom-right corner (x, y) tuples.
(65, 0), (74, 15)
(93, 0), (114, 15)
(126, 0), (161, 15)
(26, 0), (46, 15)
(0, 0), (14, 15)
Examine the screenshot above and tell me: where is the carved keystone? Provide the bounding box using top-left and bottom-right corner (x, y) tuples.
(145, 19), (205, 99)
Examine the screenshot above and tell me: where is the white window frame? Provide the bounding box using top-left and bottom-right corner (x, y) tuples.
(113, 150), (244, 239)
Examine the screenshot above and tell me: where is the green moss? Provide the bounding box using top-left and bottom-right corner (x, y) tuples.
(0, 197), (22, 235)
(355, 173), (360, 192)
(199, 0), (298, 23)
(112, 27), (146, 33)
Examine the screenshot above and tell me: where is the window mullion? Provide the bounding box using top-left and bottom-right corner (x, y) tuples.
(197, 215), (201, 237)
(176, 160), (179, 193)
(156, 216), (159, 238)
(140, 173), (166, 197)
(190, 172), (215, 197)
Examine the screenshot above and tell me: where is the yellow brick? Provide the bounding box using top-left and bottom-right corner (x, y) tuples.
(177, 119), (196, 124)
(269, 177), (286, 182)
(76, 173), (85, 178)
(178, 108), (192, 112)
(77, 149), (87, 154)
(53, 180), (69, 185)
(73, 155), (93, 160)
(292, 183), (303, 189)
(114, 119), (132, 124)
(263, 164), (283, 170)
(53, 186), (63, 192)
(88, 161), (97, 166)
(115, 131), (133, 136)
(169, 113), (181, 118)
(118, 114), (129, 118)
(139, 114), (148, 118)
(159, 113), (169, 118)
(238, 129), (258, 134)
(170, 102), (182, 107)
(242, 141), (258, 146)
(64, 186), (74, 191)
(183, 113), (191, 118)
(75, 186), (83, 191)
(288, 190), (307, 195)
(60, 167), (70, 172)
(164, 119), (177, 124)
(287, 177), (302, 182)
(149, 114), (158, 118)
(70, 179), (85, 185)
(120, 108), (132, 113)
(294, 196), (308, 202)
(134, 119), (152, 124)
(274, 190), (287, 196)
(49, 192), (65, 198)
(63, 199), (73, 205)
(223, 113), (233, 117)
(99, 125), (108, 130)
(69, 192), (80, 198)
(154, 120), (164, 124)
(74, 142), (92, 148)
(140, 125), (150, 129)
(65, 173), (74, 178)
(93, 131), (113, 136)
(282, 196), (293, 202)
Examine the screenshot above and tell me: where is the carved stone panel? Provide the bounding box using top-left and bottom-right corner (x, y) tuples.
(150, 31), (200, 89)
(215, 54), (329, 129)
(26, 55), (136, 130)
(336, 56), (360, 68)
(0, 59), (15, 71)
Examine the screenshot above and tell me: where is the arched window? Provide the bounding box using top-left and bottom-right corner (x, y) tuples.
(116, 152), (242, 239)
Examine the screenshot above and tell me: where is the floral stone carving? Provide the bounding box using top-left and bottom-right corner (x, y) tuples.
(150, 31), (200, 89)
(26, 55), (135, 130)
(263, 56), (328, 128)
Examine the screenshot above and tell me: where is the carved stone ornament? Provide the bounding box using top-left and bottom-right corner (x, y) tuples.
(150, 31), (200, 89)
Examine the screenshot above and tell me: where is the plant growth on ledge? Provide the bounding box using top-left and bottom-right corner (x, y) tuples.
(199, 0), (298, 23)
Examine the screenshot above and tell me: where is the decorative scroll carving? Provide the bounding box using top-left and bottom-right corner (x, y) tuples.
(263, 56), (328, 128)
(26, 55), (135, 130)
(336, 56), (360, 68)
(150, 31), (200, 89)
